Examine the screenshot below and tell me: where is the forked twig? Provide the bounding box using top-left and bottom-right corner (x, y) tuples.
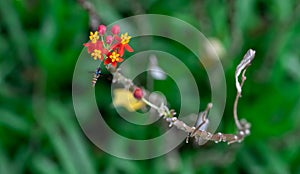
(192, 103), (213, 135)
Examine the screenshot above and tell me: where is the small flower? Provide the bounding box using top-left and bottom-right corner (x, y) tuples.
(106, 35), (113, 44)
(89, 31), (99, 43)
(109, 52), (121, 62)
(91, 49), (103, 60)
(98, 25), (106, 35)
(83, 40), (102, 53)
(121, 32), (131, 44)
(104, 51), (123, 67)
(111, 25), (120, 35)
(133, 88), (143, 100)
(83, 40), (108, 60)
(111, 32), (134, 56)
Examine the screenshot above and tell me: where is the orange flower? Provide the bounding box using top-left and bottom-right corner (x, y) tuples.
(111, 32), (133, 56)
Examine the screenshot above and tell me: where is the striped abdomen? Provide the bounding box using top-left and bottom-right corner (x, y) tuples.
(92, 74), (100, 87)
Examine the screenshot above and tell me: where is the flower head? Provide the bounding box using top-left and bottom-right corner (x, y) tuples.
(84, 24), (134, 65)
(83, 40), (108, 60)
(83, 40), (101, 53)
(91, 49), (103, 60)
(104, 51), (123, 67)
(89, 31), (99, 43)
(121, 32), (131, 44)
(111, 32), (134, 56)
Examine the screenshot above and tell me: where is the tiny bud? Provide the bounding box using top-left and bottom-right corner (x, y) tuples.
(111, 25), (120, 35)
(98, 25), (106, 35)
(106, 35), (113, 44)
(133, 88), (143, 100)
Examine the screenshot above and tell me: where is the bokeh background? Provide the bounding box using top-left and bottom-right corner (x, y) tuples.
(1, 0), (300, 173)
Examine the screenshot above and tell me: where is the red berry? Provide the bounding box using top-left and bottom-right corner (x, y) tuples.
(133, 88), (143, 100)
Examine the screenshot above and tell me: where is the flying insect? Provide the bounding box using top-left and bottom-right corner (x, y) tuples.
(92, 67), (102, 87)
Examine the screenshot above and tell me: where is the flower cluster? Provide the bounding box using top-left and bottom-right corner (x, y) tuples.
(83, 24), (134, 67)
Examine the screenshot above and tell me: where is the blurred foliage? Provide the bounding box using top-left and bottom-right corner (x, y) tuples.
(0, 0), (300, 173)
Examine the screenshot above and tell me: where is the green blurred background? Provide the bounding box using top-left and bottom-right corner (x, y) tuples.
(1, 0), (300, 173)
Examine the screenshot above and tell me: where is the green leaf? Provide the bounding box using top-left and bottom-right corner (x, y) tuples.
(31, 154), (62, 174)
(0, 109), (31, 134)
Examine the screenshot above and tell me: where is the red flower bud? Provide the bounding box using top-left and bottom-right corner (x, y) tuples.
(133, 88), (143, 100)
(106, 35), (113, 44)
(98, 25), (106, 35)
(111, 25), (120, 35)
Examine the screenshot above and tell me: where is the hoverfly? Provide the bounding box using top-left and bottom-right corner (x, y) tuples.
(92, 67), (102, 87)
(90, 67), (112, 87)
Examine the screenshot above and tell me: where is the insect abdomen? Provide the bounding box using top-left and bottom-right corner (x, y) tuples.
(92, 74), (100, 87)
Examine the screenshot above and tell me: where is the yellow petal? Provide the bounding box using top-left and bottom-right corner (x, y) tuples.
(113, 89), (145, 112)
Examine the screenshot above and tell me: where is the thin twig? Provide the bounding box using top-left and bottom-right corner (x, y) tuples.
(233, 49), (255, 130)
(191, 103), (212, 136)
(141, 97), (160, 110)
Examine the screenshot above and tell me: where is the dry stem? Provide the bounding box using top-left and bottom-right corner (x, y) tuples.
(108, 49), (255, 145)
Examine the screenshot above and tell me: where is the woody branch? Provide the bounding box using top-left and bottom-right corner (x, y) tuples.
(109, 49), (255, 145)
